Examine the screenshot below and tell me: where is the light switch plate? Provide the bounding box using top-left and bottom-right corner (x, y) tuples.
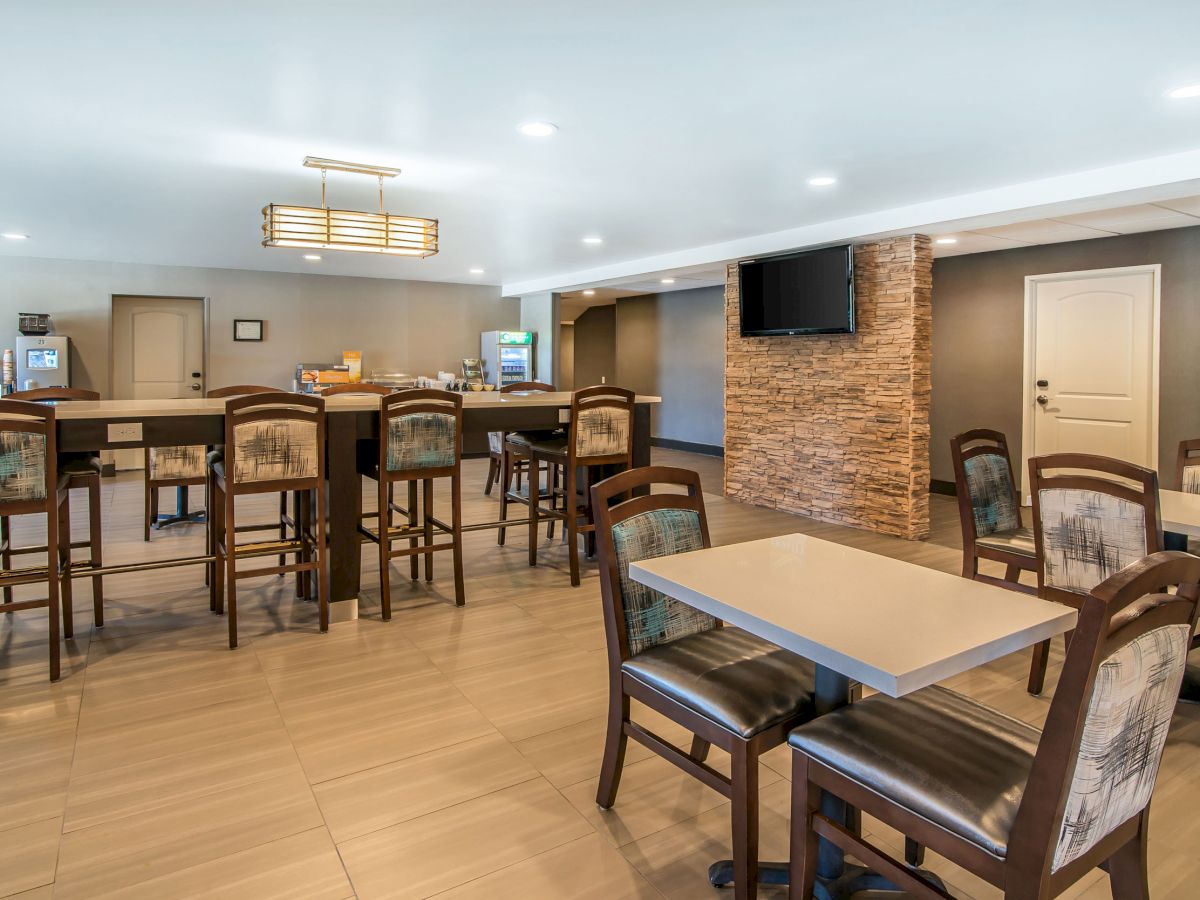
(107, 422), (143, 442)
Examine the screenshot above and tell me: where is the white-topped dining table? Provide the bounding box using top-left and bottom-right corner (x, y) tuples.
(630, 532), (1077, 899)
(1159, 489), (1200, 701)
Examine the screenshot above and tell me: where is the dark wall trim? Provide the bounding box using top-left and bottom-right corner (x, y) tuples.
(651, 437), (725, 457)
(930, 478), (956, 496)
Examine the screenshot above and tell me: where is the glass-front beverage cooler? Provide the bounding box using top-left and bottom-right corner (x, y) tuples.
(480, 330), (536, 388)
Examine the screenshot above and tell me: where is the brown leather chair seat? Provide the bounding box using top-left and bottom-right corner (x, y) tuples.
(505, 429), (562, 447)
(623, 628), (816, 739)
(788, 684), (1038, 859)
(974, 526), (1036, 558)
(58, 453), (102, 476)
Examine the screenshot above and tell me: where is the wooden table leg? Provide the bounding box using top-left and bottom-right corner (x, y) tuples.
(326, 412), (362, 605)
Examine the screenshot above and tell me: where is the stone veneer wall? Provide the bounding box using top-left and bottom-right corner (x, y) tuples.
(724, 235), (932, 539)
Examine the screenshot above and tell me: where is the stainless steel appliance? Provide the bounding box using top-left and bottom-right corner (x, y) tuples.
(480, 330), (536, 388)
(15, 334), (70, 389)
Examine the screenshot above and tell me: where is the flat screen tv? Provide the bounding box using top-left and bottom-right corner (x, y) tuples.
(738, 244), (854, 336)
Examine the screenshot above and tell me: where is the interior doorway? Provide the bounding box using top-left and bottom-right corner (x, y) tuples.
(109, 295), (207, 470)
(1021, 265), (1160, 491)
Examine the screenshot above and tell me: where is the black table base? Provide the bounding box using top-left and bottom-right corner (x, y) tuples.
(153, 485), (207, 530)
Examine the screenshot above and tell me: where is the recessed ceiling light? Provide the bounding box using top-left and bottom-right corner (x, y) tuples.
(581, 236), (604, 245)
(583, 289), (595, 296)
(934, 237), (958, 245)
(1, 232), (29, 240)
(303, 254), (321, 260)
(661, 278), (676, 284)
(807, 176), (837, 187)
(518, 121), (558, 137)
(1168, 84), (1200, 99)
(469, 267), (485, 275)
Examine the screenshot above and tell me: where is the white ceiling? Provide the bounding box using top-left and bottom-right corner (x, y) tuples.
(3, 2), (1200, 294)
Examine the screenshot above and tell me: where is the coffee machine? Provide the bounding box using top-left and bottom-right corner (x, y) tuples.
(15, 313), (71, 389)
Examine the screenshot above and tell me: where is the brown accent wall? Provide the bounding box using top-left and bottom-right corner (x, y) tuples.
(724, 235), (932, 539)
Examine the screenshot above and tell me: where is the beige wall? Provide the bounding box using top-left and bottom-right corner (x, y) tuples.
(931, 225), (1200, 483)
(0, 256), (518, 394)
(572, 305), (616, 388)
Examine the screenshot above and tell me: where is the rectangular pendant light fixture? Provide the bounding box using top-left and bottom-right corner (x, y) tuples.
(262, 157), (438, 257)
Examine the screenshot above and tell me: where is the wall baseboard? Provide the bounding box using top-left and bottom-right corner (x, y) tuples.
(930, 478), (956, 496)
(651, 437), (725, 457)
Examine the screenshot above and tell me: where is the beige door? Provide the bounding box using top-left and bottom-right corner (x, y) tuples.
(1024, 267), (1159, 483)
(110, 295), (206, 470)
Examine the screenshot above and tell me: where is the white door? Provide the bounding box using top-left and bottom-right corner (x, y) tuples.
(110, 295), (206, 470)
(1024, 267), (1159, 482)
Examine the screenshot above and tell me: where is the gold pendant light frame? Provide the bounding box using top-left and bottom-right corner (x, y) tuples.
(262, 157), (438, 258)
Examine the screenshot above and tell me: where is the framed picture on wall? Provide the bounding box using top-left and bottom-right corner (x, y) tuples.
(233, 319), (264, 341)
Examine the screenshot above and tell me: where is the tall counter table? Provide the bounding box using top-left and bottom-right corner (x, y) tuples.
(52, 391), (660, 620)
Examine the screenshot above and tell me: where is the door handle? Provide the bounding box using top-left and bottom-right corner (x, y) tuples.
(1036, 394), (1049, 406)
(191, 383), (202, 391)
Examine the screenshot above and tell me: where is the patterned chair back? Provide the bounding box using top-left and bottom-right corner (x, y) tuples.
(1012, 552), (1200, 877)
(222, 392), (324, 488)
(1177, 438), (1200, 494)
(950, 429), (1021, 539)
(0, 399), (56, 510)
(381, 389), (462, 476)
(570, 385), (635, 465)
(591, 466), (717, 661)
(1028, 453), (1161, 602)
(148, 445), (207, 481)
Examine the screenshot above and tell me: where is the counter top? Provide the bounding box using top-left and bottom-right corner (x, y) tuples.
(42, 391), (662, 419)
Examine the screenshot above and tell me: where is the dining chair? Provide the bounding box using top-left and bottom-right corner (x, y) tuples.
(485, 380), (558, 496)
(523, 385), (635, 586)
(0, 399), (71, 680)
(592, 465), (816, 900)
(788, 550), (1200, 900)
(950, 429), (1036, 593)
(1026, 453), (1161, 695)
(208, 392), (328, 648)
(7, 387), (104, 629)
(356, 388), (465, 612)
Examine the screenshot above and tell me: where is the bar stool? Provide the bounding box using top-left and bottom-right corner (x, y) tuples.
(0, 399), (71, 680)
(357, 389), (464, 613)
(484, 380), (557, 496)
(8, 387), (104, 631)
(208, 392), (328, 648)
(525, 385), (635, 586)
(495, 381), (562, 545)
(320, 383), (398, 535)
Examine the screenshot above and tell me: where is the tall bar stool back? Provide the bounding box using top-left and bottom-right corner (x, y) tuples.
(527, 384), (635, 586)
(8, 387), (103, 632)
(1026, 452), (1162, 694)
(361, 389), (464, 614)
(209, 392), (328, 648)
(0, 399), (68, 680)
(486, 380), (557, 496)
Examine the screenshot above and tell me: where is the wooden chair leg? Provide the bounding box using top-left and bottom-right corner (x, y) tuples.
(451, 470), (465, 607)
(484, 454), (498, 496)
(2, 515), (12, 607)
(213, 482), (226, 616)
(730, 740), (760, 900)
(379, 478), (392, 620)
(1106, 813), (1150, 900)
(789, 752), (820, 900)
(547, 462), (558, 540)
(528, 454), (540, 567)
(408, 481), (419, 580)
(316, 485), (330, 634)
(1003, 563), (1021, 584)
(961, 548), (977, 580)
(423, 479), (434, 583)
(144, 477), (152, 542)
(208, 476), (219, 613)
(690, 735), (711, 762)
(595, 690), (629, 809)
(278, 491), (288, 571)
(45, 506), (61, 682)
(88, 475), (104, 628)
(148, 484), (158, 534)
(59, 492), (73, 640)
(1027, 638), (1051, 695)
(904, 836), (925, 866)
(497, 448), (511, 546)
(566, 463), (580, 587)
(226, 491), (238, 649)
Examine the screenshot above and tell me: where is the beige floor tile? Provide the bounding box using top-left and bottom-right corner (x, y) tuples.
(402, 602), (571, 676)
(314, 732), (540, 843)
(338, 778), (594, 900)
(451, 648), (609, 742)
(54, 770), (323, 900)
(436, 832), (664, 900)
(0, 817), (60, 898)
(96, 827), (352, 900)
(64, 725), (303, 832)
(0, 719), (74, 832)
(277, 670), (497, 783)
